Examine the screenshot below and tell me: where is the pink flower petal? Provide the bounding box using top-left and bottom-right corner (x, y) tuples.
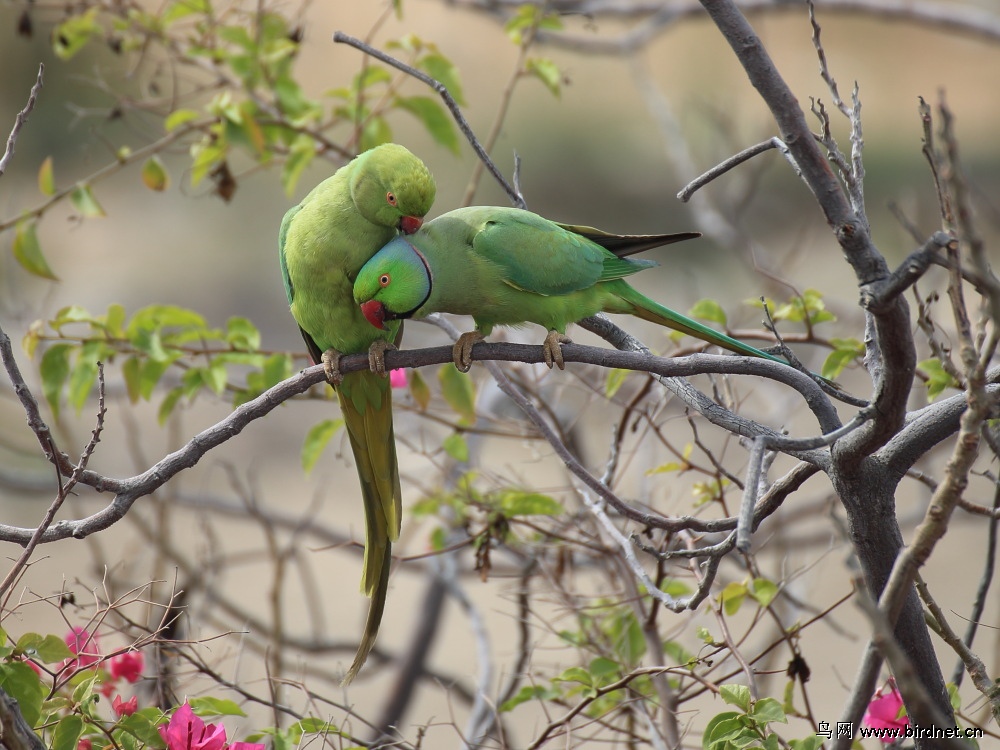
(389, 369), (408, 389)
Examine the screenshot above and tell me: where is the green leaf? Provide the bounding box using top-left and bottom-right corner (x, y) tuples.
(52, 9), (99, 59)
(17, 633), (74, 663)
(554, 666), (593, 686)
(605, 368), (628, 398)
(141, 155), (170, 191)
(442, 432), (469, 463)
(70, 183), (106, 217)
(719, 581), (747, 616)
(418, 53), (466, 105)
(104, 303), (126, 338)
(12, 220), (58, 280)
(409, 369), (431, 411)
(122, 356), (141, 403)
(499, 491), (563, 517)
(163, 0), (210, 23)
(157, 387), (184, 425)
(749, 697), (786, 725)
(40, 343), (73, 418)
(750, 577), (778, 608)
(499, 684), (557, 712)
(0, 662), (44, 728)
(720, 683), (752, 712)
(588, 657), (620, 679)
(116, 707), (167, 746)
(701, 712), (745, 750)
(689, 299), (728, 326)
(52, 715), (85, 750)
(68, 343), (102, 413)
(139, 357), (173, 400)
(225, 316), (260, 350)
(438, 366), (476, 425)
(358, 115), (393, 154)
(525, 57), (562, 97)
(395, 96), (460, 154)
(281, 137), (316, 197)
(38, 156), (55, 195)
(301, 419), (344, 473)
(189, 695), (247, 717)
(917, 358), (958, 400)
(164, 108), (202, 131)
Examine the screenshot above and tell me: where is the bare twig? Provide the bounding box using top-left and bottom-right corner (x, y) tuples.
(0, 64), (44, 178)
(332, 32), (525, 208)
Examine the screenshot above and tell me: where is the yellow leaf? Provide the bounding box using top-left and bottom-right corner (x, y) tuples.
(38, 156), (55, 195)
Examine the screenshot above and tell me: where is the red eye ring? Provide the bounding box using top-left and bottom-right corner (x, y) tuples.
(386, 191), (397, 206)
(379, 273), (391, 287)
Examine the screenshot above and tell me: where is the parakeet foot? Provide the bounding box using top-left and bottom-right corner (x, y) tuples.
(453, 331), (485, 373)
(321, 348), (344, 385)
(543, 331), (572, 370)
(367, 339), (396, 377)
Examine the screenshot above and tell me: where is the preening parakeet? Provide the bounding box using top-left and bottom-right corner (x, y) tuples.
(279, 143), (436, 683)
(352, 206), (789, 371)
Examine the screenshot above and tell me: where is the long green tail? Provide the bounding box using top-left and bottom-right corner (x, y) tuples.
(336, 369), (401, 684)
(614, 283), (786, 363)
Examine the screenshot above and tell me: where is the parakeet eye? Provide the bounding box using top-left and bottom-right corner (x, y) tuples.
(386, 192), (397, 206)
(379, 273), (391, 287)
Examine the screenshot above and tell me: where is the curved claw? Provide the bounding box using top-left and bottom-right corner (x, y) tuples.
(321, 348), (344, 385)
(367, 339), (396, 377)
(543, 331), (572, 370)
(452, 331), (486, 373)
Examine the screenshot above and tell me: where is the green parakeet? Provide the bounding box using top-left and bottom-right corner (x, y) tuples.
(352, 206), (789, 371)
(279, 143), (436, 683)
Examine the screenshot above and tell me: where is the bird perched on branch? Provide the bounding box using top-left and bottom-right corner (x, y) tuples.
(278, 143), (436, 683)
(353, 205), (790, 371)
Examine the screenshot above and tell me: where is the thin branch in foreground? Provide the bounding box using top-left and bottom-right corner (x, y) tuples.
(0, 63), (44, 178)
(332, 32), (526, 208)
(677, 138), (779, 202)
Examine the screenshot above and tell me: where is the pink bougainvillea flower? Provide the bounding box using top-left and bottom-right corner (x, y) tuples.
(113, 694), (138, 717)
(389, 368), (408, 389)
(108, 651), (145, 683)
(99, 680), (117, 699)
(64, 627), (100, 669)
(863, 678), (908, 742)
(159, 703), (228, 750)
(158, 702), (263, 750)
(77, 739), (92, 750)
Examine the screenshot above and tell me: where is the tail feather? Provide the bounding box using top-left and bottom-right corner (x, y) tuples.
(342, 544), (391, 685)
(336, 370), (401, 683)
(614, 283), (786, 363)
(558, 223), (701, 257)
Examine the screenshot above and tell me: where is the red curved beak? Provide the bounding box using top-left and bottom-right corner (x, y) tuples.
(360, 299), (386, 329)
(399, 215), (423, 235)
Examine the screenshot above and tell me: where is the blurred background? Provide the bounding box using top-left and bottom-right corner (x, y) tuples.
(1, 1), (999, 746)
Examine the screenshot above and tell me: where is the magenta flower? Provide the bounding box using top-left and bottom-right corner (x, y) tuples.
(863, 678), (908, 742)
(113, 694), (138, 717)
(389, 369), (408, 389)
(159, 703), (263, 750)
(108, 651), (145, 683)
(64, 627), (100, 670)
(77, 739), (92, 750)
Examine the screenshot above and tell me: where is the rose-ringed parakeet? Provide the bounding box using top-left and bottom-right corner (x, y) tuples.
(278, 143), (436, 683)
(352, 206), (791, 371)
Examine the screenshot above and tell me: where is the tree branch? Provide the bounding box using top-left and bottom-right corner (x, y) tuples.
(0, 63), (44, 178)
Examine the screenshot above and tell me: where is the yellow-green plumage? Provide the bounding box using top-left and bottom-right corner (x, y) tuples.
(279, 143), (435, 683)
(353, 206), (788, 366)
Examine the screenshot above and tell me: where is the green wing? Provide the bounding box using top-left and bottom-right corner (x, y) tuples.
(278, 202), (323, 363)
(464, 208), (654, 295)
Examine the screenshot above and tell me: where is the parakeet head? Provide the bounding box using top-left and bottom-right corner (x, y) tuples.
(349, 144), (436, 234)
(354, 237), (432, 329)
